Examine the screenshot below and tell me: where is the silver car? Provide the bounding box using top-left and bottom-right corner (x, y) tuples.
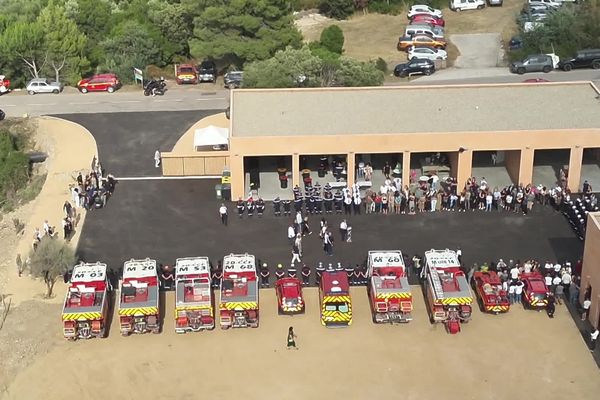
(26, 78), (64, 95)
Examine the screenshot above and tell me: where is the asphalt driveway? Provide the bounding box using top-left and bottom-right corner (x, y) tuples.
(55, 110), (220, 177)
(451, 33), (502, 68)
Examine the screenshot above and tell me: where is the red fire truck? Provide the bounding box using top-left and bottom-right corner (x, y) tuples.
(520, 272), (549, 310)
(61, 262), (110, 340)
(118, 258), (160, 335)
(219, 253), (259, 329)
(320, 268), (352, 327)
(473, 271), (510, 314)
(275, 277), (305, 315)
(174, 257), (215, 333)
(367, 250), (412, 324)
(424, 249), (473, 334)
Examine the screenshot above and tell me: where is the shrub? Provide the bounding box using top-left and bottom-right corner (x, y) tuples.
(319, 0), (355, 20)
(375, 57), (388, 73)
(320, 25), (345, 54)
(0, 132), (29, 208)
(292, 0), (321, 10)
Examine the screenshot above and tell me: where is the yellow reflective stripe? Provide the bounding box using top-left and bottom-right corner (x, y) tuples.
(376, 292), (412, 299)
(62, 312), (102, 321)
(322, 295), (350, 303)
(219, 302), (257, 311)
(440, 297), (473, 305)
(118, 307), (159, 316)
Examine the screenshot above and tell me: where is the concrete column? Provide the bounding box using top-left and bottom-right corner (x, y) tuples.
(568, 146), (584, 192)
(504, 150), (521, 184)
(518, 148), (535, 186)
(346, 152), (355, 187)
(402, 152), (411, 188)
(292, 153), (300, 188)
(456, 149), (473, 190)
(230, 154), (244, 201)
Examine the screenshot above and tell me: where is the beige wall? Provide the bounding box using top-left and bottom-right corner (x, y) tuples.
(568, 147), (583, 192)
(581, 213), (600, 330)
(504, 150), (521, 185)
(162, 152), (229, 176)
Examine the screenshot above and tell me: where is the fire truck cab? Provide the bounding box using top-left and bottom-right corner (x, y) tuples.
(62, 262), (110, 340)
(118, 258), (160, 335)
(521, 272), (549, 310)
(367, 250), (413, 324)
(219, 253), (259, 329)
(175, 257), (215, 333)
(424, 249), (473, 334)
(473, 271), (510, 314)
(320, 268), (352, 327)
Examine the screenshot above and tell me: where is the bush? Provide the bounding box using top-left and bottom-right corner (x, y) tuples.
(375, 57), (388, 73)
(320, 25), (345, 54)
(319, 0), (355, 20)
(0, 132), (29, 208)
(292, 0), (321, 10)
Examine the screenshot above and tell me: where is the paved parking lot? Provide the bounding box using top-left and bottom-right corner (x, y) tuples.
(56, 111), (216, 177)
(77, 179), (583, 280)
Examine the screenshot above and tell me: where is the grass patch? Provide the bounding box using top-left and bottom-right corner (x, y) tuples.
(1, 174), (47, 213)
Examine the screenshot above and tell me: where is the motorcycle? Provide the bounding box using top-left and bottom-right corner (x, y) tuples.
(143, 78), (166, 96)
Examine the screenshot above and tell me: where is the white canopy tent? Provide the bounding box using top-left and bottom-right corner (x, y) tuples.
(193, 125), (229, 151)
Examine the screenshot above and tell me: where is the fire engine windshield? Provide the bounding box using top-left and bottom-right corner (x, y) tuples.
(325, 302), (349, 312)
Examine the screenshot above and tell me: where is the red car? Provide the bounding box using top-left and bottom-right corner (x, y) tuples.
(77, 73), (121, 93)
(275, 277), (305, 315)
(410, 13), (445, 27)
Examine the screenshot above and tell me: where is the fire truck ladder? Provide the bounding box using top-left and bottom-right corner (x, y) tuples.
(430, 269), (445, 300)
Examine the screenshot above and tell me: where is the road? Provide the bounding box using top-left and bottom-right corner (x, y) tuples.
(2, 68), (600, 117)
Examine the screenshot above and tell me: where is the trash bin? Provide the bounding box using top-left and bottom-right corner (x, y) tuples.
(215, 184), (222, 200)
(222, 184), (231, 201)
(280, 175), (288, 189)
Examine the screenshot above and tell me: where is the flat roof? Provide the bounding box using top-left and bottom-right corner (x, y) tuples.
(230, 82), (600, 137)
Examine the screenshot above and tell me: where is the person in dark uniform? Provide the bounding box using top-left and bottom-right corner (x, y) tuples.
(287, 326), (298, 350)
(161, 264), (174, 291)
(307, 195), (315, 214)
(212, 263), (223, 289)
(236, 198), (245, 218)
(246, 198), (254, 217)
(282, 199), (291, 216)
(260, 263), (270, 288)
(360, 266), (369, 285)
(316, 262), (325, 286)
(334, 191), (343, 214)
(314, 182), (322, 196)
(256, 198), (265, 217)
(324, 182), (332, 194)
(546, 293), (556, 318)
(315, 191), (323, 214)
(273, 196), (281, 216)
(301, 264), (311, 286)
(344, 264), (354, 284)
(275, 264), (285, 281)
(352, 265), (362, 286)
(294, 196), (303, 213)
(324, 191), (333, 214)
(288, 264), (297, 278)
(293, 185), (301, 199)
(336, 262), (344, 272)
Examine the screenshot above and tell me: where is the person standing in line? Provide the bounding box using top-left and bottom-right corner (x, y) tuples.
(339, 219), (348, 242)
(287, 224), (296, 243)
(154, 149), (161, 168)
(323, 231), (333, 256)
(287, 326), (298, 350)
(219, 203), (228, 226)
(590, 328), (599, 352)
(582, 298), (592, 321)
(514, 280), (524, 304)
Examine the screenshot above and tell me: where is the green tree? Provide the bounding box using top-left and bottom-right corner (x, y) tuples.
(244, 46), (323, 88)
(189, 0), (302, 67)
(320, 25), (344, 54)
(148, 0), (194, 59)
(334, 57), (384, 87)
(318, 0), (355, 20)
(100, 20), (163, 82)
(38, 1), (89, 84)
(28, 237), (76, 298)
(0, 132), (30, 208)
(0, 21), (47, 80)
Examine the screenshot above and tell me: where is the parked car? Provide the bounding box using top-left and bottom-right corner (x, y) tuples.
(224, 71), (243, 89)
(558, 49), (600, 71)
(450, 0), (486, 12)
(410, 13), (445, 27)
(394, 59), (436, 77)
(26, 78), (64, 95)
(510, 54), (554, 74)
(0, 109), (5, 120)
(77, 73), (121, 93)
(528, 0), (562, 8)
(397, 35), (447, 52)
(407, 5), (443, 19)
(176, 64), (197, 84)
(408, 46), (448, 61)
(405, 24), (445, 39)
(488, 0), (503, 6)
(197, 60), (217, 83)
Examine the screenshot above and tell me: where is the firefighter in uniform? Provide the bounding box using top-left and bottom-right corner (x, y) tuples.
(360, 266), (369, 285)
(301, 264), (311, 286)
(334, 190), (343, 214)
(345, 264), (354, 285)
(336, 262), (344, 272)
(256, 198), (265, 217)
(288, 264), (297, 278)
(352, 265), (362, 286)
(260, 263), (270, 288)
(212, 263), (223, 289)
(293, 185), (301, 199)
(305, 195), (313, 214)
(324, 190), (333, 214)
(282, 199), (291, 216)
(293, 195), (303, 213)
(236, 198), (245, 218)
(315, 191), (323, 214)
(275, 264), (285, 281)
(316, 262), (325, 285)
(246, 198), (255, 217)
(273, 196), (281, 216)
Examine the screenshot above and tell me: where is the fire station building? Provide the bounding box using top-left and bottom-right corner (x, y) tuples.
(161, 81), (600, 201)
(582, 212), (600, 330)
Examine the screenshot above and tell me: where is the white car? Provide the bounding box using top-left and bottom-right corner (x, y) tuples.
(407, 5), (443, 19)
(26, 78), (64, 95)
(450, 0), (486, 11)
(528, 0), (562, 7)
(408, 46), (448, 61)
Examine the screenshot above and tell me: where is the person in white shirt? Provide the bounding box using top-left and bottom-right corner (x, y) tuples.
(497, 259), (507, 270)
(219, 204), (228, 226)
(591, 329), (599, 352)
(561, 271), (572, 286)
(523, 261), (532, 274)
(544, 274), (553, 287)
(485, 194), (493, 212)
(544, 261), (553, 273)
(508, 284), (516, 304)
(552, 275), (562, 292)
(154, 149), (161, 168)
(582, 299), (592, 320)
(553, 263), (562, 273)
(510, 266), (520, 280)
(514, 280), (524, 304)
(393, 177), (402, 190)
